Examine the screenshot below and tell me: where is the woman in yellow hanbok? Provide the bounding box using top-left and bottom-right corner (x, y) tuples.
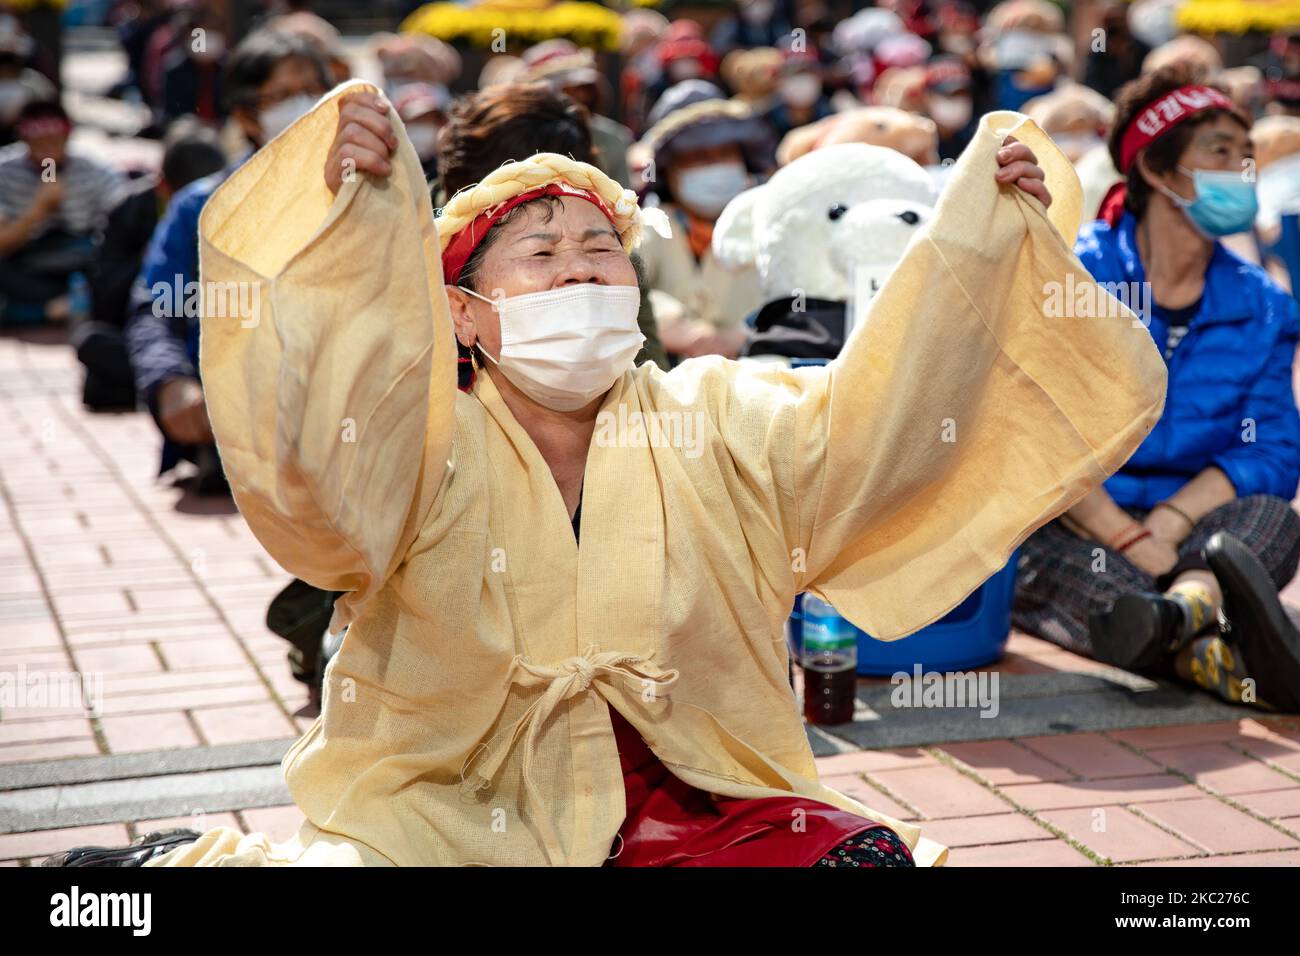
(68, 80), (1164, 867)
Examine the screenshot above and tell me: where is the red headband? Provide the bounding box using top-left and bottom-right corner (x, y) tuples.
(1117, 85), (1236, 173)
(440, 182), (617, 285)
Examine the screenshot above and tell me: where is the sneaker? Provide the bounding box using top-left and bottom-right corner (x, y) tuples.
(1205, 531), (1300, 711)
(41, 829), (201, 867)
(1088, 591), (1188, 670)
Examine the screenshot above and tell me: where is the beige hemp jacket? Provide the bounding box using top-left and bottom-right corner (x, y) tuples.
(150, 83), (1165, 867)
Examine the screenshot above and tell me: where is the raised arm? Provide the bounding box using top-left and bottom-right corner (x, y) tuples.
(738, 115), (1167, 640)
(198, 82), (458, 627)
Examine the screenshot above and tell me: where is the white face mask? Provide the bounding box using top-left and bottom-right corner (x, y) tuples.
(928, 95), (972, 131)
(0, 79), (28, 123)
(406, 122), (439, 161)
(675, 161), (749, 218)
(1052, 131), (1103, 162)
(259, 93), (315, 143)
(458, 283), (644, 411)
(668, 58), (703, 82)
(780, 73), (822, 109)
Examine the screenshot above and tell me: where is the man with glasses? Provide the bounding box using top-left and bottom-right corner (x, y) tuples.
(125, 28), (330, 493)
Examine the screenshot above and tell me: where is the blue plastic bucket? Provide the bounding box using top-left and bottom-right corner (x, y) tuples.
(787, 552), (1020, 675)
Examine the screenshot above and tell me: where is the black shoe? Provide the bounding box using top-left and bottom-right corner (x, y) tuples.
(73, 324), (137, 410)
(41, 829), (201, 867)
(1205, 531), (1300, 711)
(312, 627), (346, 711)
(268, 580), (340, 680)
(82, 369), (139, 410)
(1088, 591), (1188, 670)
(194, 445), (231, 497)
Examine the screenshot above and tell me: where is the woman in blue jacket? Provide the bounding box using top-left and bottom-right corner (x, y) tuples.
(1014, 65), (1300, 711)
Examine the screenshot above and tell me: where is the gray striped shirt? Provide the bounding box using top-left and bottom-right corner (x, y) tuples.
(0, 142), (127, 240)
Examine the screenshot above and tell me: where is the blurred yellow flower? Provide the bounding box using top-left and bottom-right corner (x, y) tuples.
(1177, 0), (1300, 33)
(400, 1), (625, 51)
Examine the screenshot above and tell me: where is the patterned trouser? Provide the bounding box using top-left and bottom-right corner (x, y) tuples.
(814, 825), (915, 867)
(1012, 494), (1300, 657)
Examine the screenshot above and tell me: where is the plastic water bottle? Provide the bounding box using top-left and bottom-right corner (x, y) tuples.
(69, 272), (92, 325)
(799, 595), (858, 725)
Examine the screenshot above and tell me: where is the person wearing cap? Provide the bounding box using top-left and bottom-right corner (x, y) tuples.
(0, 99), (126, 324)
(373, 31), (461, 99)
(155, 4), (229, 129)
(635, 80), (773, 360)
(1022, 82), (1115, 164)
(1014, 65), (1300, 713)
(1081, 1), (1150, 101)
(1141, 34), (1222, 82)
(979, 0), (1067, 112)
(925, 54), (976, 161)
(520, 40), (634, 188)
(711, 0), (793, 57)
(643, 19), (719, 118)
(618, 9), (669, 137)
(48, 78), (1177, 872)
(264, 10), (353, 86)
(391, 81), (448, 182)
(763, 39), (832, 142)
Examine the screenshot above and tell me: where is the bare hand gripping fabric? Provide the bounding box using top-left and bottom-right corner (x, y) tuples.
(149, 82), (1165, 867)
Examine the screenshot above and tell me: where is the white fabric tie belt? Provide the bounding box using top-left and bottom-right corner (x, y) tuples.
(460, 645), (680, 807)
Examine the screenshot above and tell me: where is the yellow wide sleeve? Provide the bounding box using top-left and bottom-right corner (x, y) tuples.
(791, 112), (1166, 639)
(197, 81), (457, 627)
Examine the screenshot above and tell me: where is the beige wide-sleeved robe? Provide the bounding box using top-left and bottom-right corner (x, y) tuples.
(151, 83), (1166, 867)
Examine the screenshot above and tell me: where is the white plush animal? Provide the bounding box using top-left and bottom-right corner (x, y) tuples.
(712, 142), (937, 306)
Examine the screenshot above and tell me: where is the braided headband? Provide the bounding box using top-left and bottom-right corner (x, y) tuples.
(437, 152), (670, 285)
(441, 183), (615, 285)
(1117, 85), (1237, 173)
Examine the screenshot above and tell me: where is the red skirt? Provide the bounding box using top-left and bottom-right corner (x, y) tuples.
(605, 708), (883, 867)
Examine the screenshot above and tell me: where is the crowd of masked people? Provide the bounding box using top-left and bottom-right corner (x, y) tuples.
(4, 0), (1300, 714)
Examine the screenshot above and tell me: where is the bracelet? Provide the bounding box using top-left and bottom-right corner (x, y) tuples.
(1117, 528), (1153, 552)
(1105, 523), (1142, 550)
(1153, 500), (1196, 530)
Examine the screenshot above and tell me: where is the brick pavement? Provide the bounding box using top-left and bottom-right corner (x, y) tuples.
(4, 330), (1300, 866)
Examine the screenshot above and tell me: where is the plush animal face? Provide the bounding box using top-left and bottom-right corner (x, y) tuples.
(713, 142), (936, 303)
